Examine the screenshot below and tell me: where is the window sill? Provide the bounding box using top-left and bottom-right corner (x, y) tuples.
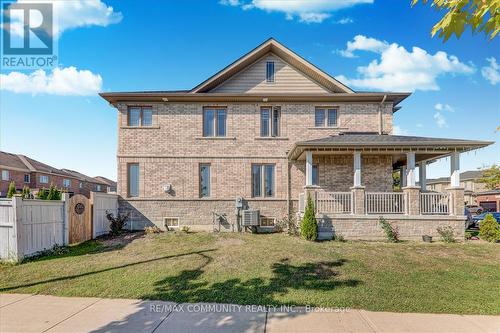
(307, 126), (347, 130)
(254, 137), (289, 140)
(195, 137), (236, 140)
(121, 126), (160, 129)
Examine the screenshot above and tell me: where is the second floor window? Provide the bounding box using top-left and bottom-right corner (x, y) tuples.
(252, 164), (275, 197)
(260, 106), (281, 137)
(266, 61), (275, 82)
(63, 179), (71, 187)
(128, 106), (152, 126)
(40, 175), (49, 184)
(199, 164), (210, 197)
(128, 163), (139, 197)
(1, 170), (9, 181)
(315, 107), (338, 127)
(203, 108), (226, 137)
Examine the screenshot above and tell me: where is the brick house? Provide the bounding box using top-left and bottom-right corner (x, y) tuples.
(0, 151), (109, 198)
(100, 39), (492, 239)
(426, 171), (488, 205)
(94, 176), (118, 193)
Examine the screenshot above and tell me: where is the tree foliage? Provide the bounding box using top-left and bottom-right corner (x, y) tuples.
(412, 0), (499, 41)
(393, 171), (401, 191)
(7, 182), (16, 198)
(479, 213), (500, 242)
(105, 210), (130, 236)
(477, 165), (500, 190)
(301, 194), (318, 241)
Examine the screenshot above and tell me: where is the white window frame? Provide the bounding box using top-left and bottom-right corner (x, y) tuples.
(260, 106), (281, 137)
(266, 61), (275, 83)
(1, 170), (9, 181)
(79, 182), (83, 189)
(63, 179), (71, 188)
(251, 164), (275, 198)
(315, 107), (338, 127)
(164, 217), (179, 229)
(96, 184), (102, 191)
(39, 175), (49, 184)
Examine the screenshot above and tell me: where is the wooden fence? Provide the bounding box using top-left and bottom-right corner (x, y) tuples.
(0, 192), (118, 262)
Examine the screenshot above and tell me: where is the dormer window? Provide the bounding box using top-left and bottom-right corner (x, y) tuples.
(266, 61), (275, 83)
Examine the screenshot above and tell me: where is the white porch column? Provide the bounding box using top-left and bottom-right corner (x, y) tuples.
(306, 151), (313, 186)
(418, 161), (427, 191)
(353, 151), (362, 187)
(406, 152), (416, 187)
(400, 166), (407, 188)
(450, 152), (460, 187)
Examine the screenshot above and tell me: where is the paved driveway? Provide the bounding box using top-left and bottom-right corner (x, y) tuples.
(1, 294), (498, 333)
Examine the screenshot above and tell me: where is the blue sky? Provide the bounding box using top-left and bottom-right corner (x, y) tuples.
(0, 0), (499, 180)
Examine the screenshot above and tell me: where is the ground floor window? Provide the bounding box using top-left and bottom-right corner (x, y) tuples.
(260, 217), (275, 227)
(312, 165), (318, 185)
(164, 217), (179, 228)
(1, 170), (9, 181)
(199, 164), (211, 197)
(63, 179), (71, 188)
(127, 163), (139, 197)
(39, 175), (49, 184)
(252, 164), (275, 197)
(24, 174), (30, 183)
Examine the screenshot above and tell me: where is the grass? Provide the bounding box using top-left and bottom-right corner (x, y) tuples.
(1, 232), (499, 315)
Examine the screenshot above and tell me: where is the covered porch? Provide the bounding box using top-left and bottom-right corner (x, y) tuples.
(289, 134), (492, 240)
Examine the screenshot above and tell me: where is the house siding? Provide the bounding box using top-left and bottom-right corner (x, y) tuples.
(211, 54), (330, 94)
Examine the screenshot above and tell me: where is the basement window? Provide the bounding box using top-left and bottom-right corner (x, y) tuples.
(260, 217), (275, 227)
(164, 217), (179, 229)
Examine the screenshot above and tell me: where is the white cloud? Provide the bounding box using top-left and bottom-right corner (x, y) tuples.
(336, 17), (354, 25)
(337, 35), (389, 58)
(336, 35), (474, 91)
(434, 103), (455, 112)
(220, 0), (373, 23)
(393, 125), (409, 135)
(481, 57), (500, 85)
(0, 67), (102, 96)
(5, 0), (122, 39)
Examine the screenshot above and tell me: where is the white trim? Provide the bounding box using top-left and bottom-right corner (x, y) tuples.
(450, 152), (460, 187)
(164, 217), (180, 228)
(353, 152), (361, 187)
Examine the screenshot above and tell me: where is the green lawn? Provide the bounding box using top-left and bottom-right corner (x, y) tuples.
(1, 232), (499, 315)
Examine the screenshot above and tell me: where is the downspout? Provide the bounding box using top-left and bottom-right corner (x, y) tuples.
(378, 94), (387, 134)
(286, 157), (291, 216)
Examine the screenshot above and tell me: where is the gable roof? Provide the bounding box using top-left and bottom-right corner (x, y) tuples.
(94, 176), (117, 187)
(427, 170), (484, 184)
(0, 151), (30, 172)
(190, 38), (354, 94)
(61, 169), (108, 185)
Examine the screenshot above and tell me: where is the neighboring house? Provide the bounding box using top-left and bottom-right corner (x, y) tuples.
(60, 169), (109, 197)
(426, 171), (488, 204)
(0, 151), (108, 198)
(473, 190), (500, 212)
(94, 176), (117, 193)
(100, 38), (493, 239)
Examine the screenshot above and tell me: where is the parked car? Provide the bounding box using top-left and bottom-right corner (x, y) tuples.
(465, 204), (483, 215)
(472, 212), (500, 228)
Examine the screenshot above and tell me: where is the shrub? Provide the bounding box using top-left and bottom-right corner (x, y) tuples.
(465, 231), (473, 240)
(36, 188), (47, 200)
(437, 226), (456, 243)
(301, 194), (318, 241)
(21, 186), (31, 199)
(7, 182), (16, 198)
(379, 217), (399, 243)
(275, 211), (299, 236)
(334, 234), (346, 242)
(181, 226), (191, 233)
(46, 184), (61, 200)
(145, 226), (163, 234)
(105, 211), (130, 236)
(479, 214), (500, 242)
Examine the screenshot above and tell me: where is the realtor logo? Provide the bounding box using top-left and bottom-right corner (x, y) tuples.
(1, 1), (57, 69)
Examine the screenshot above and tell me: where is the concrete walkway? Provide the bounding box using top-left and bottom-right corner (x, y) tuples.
(0, 294), (498, 333)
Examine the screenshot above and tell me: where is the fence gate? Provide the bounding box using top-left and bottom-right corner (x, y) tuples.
(69, 194), (91, 244)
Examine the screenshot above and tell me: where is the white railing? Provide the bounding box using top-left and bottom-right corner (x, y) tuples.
(420, 192), (450, 215)
(365, 192), (405, 214)
(316, 192), (352, 214)
(298, 193), (305, 213)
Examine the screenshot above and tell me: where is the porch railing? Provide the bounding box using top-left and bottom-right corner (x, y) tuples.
(420, 192), (450, 215)
(316, 192), (352, 214)
(365, 192), (405, 214)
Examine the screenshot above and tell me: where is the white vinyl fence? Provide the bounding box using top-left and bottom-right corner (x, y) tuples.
(316, 192), (352, 214)
(0, 196), (67, 262)
(91, 192), (118, 238)
(365, 192), (406, 214)
(420, 192), (450, 215)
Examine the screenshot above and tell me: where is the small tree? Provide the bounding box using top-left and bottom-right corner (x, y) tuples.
(46, 184), (61, 200)
(477, 165), (500, 190)
(21, 186), (31, 199)
(301, 194), (318, 241)
(105, 211), (130, 236)
(479, 213), (500, 242)
(392, 171), (401, 191)
(37, 188), (47, 200)
(6, 182), (16, 198)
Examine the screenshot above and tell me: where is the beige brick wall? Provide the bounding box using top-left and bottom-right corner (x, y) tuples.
(116, 101), (394, 228)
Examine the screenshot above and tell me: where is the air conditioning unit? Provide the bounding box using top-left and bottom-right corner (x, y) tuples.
(241, 209), (260, 226)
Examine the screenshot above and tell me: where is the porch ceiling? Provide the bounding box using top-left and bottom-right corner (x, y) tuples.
(288, 134), (493, 162)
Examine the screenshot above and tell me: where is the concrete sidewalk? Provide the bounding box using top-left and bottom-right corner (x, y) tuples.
(0, 294), (498, 333)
